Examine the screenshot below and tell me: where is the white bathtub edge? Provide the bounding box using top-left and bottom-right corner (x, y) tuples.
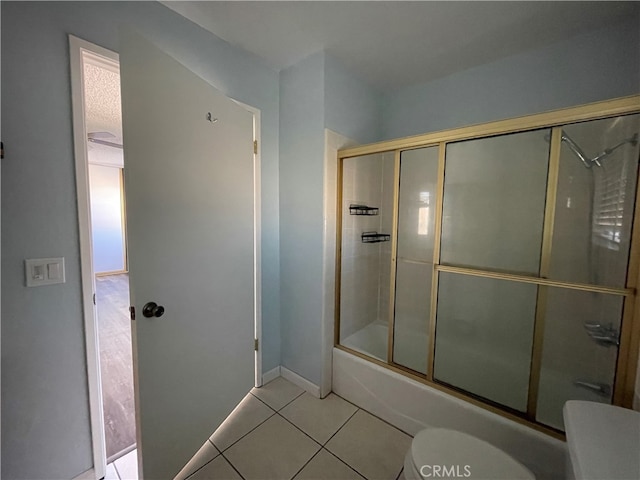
(332, 348), (567, 479)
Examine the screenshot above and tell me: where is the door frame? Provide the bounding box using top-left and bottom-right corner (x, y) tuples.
(69, 35), (262, 479)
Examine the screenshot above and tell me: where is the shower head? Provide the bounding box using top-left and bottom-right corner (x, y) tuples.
(561, 132), (639, 169)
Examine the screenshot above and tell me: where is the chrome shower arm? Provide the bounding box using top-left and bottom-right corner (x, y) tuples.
(561, 133), (593, 168)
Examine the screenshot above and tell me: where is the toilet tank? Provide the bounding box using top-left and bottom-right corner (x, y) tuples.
(564, 401), (640, 480)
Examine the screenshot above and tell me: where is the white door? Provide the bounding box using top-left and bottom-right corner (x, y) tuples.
(119, 30), (255, 479)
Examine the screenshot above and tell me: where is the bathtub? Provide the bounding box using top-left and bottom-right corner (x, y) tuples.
(332, 348), (567, 479)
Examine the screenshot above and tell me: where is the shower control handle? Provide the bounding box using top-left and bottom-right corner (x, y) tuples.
(589, 334), (620, 347)
(574, 380), (611, 397)
(584, 322), (619, 347)
(143, 302), (165, 318)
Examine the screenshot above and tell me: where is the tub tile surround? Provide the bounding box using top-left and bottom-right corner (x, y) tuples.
(176, 377), (410, 480)
(340, 151), (396, 358)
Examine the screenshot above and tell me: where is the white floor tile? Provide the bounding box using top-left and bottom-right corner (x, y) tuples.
(251, 376), (304, 410)
(210, 392), (275, 451)
(188, 455), (242, 480)
(294, 449), (365, 480)
(105, 463), (120, 480)
(280, 393), (358, 444)
(113, 449), (138, 480)
(326, 410), (412, 480)
(175, 440), (219, 480)
(224, 414), (321, 480)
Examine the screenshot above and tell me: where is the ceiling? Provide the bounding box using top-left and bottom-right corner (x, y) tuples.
(83, 59), (124, 167)
(162, 1), (639, 90)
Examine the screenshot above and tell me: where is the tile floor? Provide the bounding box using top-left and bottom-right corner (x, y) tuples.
(107, 376), (412, 480)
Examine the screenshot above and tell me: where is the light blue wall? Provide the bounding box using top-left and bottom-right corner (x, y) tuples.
(1, 2), (280, 478)
(325, 54), (383, 144)
(279, 51), (383, 386)
(382, 19), (640, 139)
(279, 51), (327, 384)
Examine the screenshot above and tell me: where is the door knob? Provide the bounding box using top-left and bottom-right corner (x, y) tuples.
(142, 302), (165, 318)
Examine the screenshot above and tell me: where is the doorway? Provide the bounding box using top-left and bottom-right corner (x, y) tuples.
(83, 51), (136, 463)
(70, 35), (263, 479)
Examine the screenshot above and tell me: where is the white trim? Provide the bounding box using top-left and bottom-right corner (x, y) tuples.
(69, 34), (118, 480)
(322, 130), (359, 398)
(262, 366), (281, 385)
(232, 99), (263, 388)
(281, 366), (321, 398)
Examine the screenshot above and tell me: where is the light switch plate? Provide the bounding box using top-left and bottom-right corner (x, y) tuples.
(25, 257), (65, 287)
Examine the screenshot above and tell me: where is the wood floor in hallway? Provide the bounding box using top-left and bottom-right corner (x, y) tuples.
(96, 273), (136, 459)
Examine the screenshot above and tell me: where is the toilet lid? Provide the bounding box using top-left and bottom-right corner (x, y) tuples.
(411, 428), (535, 480)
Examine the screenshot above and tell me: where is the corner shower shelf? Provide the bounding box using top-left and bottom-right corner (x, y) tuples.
(349, 204), (379, 216)
(361, 231), (390, 243)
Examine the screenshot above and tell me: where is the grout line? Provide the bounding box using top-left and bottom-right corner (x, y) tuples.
(184, 455), (217, 480)
(213, 409), (276, 453)
(396, 467), (405, 480)
(112, 461), (123, 480)
(248, 390), (278, 412)
(289, 447), (324, 480)
(220, 451), (247, 480)
(322, 447), (368, 479)
(275, 410), (324, 447)
(323, 407), (360, 446)
(331, 391), (360, 410)
(277, 390), (306, 412)
(106, 461), (122, 480)
(249, 387), (305, 413)
(348, 403), (414, 439)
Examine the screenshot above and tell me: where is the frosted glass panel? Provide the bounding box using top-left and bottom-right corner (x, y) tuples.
(340, 152), (395, 361)
(441, 130), (550, 274)
(392, 146), (439, 373)
(536, 288), (622, 430)
(549, 114), (640, 288)
(89, 164), (126, 273)
(434, 272), (537, 411)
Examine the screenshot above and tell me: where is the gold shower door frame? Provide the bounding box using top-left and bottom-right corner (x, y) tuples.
(334, 95), (640, 437)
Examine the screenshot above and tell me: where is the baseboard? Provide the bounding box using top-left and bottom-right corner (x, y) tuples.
(281, 366), (321, 398)
(262, 366), (281, 385)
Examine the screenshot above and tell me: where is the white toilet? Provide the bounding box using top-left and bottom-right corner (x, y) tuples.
(404, 428), (535, 479)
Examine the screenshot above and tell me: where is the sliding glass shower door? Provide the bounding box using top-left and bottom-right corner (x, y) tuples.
(434, 129), (551, 411)
(536, 114), (640, 429)
(338, 152), (395, 361)
(335, 98), (640, 433)
(392, 146), (439, 374)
